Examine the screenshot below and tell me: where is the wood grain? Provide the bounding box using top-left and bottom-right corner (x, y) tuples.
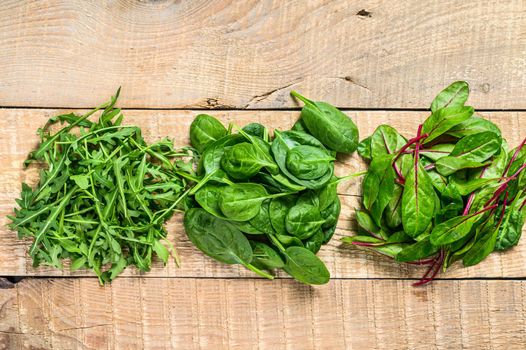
(1, 109), (525, 279)
(0, 278), (524, 350)
(0, 0), (525, 109)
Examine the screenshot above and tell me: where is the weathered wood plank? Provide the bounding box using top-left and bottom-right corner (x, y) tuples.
(0, 0), (524, 109)
(1, 109), (525, 278)
(0, 278), (525, 350)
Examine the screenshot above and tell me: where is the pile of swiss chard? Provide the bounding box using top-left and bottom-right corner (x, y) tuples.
(8, 90), (194, 283)
(182, 91), (360, 285)
(344, 81), (526, 285)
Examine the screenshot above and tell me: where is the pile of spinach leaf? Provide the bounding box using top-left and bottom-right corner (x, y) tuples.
(344, 81), (526, 285)
(8, 90), (196, 283)
(183, 94), (360, 285)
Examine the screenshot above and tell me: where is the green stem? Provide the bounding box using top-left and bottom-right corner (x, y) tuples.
(188, 170), (218, 195)
(266, 233), (286, 253)
(336, 170), (367, 184)
(153, 186), (193, 224)
(290, 90), (315, 107)
(241, 262), (274, 280)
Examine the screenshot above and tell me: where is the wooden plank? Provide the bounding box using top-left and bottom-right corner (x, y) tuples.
(0, 1), (525, 109)
(1, 109), (525, 278)
(0, 278), (525, 349)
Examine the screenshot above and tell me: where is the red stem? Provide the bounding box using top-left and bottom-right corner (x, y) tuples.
(393, 163), (405, 184)
(405, 258), (435, 265)
(392, 131), (428, 163)
(502, 136), (526, 179)
(424, 164), (436, 171)
(463, 167), (488, 215)
(484, 184), (508, 207)
(413, 249), (444, 287)
(496, 192), (509, 228)
(471, 204), (498, 217)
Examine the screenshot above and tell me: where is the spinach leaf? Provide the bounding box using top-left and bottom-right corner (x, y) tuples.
(271, 130), (334, 189)
(190, 114), (227, 153)
(269, 195), (297, 235)
(283, 246), (330, 285)
(184, 208), (273, 279)
(194, 184), (228, 218)
(221, 142), (275, 180)
(304, 230), (325, 254)
(286, 203), (325, 240)
(286, 145), (334, 180)
(250, 241), (284, 269)
(249, 199), (275, 235)
(219, 183), (285, 221)
(291, 91), (359, 154)
(242, 123), (266, 138)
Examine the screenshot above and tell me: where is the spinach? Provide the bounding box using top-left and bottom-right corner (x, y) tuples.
(190, 114), (227, 153)
(218, 183), (286, 222)
(286, 145), (334, 180)
(291, 91), (359, 154)
(344, 81), (526, 286)
(250, 241), (285, 269)
(242, 123), (266, 138)
(221, 142), (275, 180)
(283, 246), (330, 285)
(184, 208), (253, 264)
(271, 130), (334, 189)
(177, 100), (363, 285)
(269, 195), (297, 235)
(285, 203), (325, 240)
(184, 208), (272, 279)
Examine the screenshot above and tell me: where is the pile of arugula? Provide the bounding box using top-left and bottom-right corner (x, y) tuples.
(8, 90), (194, 283)
(345, 81), (526, 285)
(183, 92), (360, 284)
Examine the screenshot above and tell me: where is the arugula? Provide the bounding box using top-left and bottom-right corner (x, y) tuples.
(9, 90), (194, 283)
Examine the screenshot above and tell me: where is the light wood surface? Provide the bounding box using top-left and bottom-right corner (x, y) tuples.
(1, 109), (525, 279)
(1, 1), (525, 349)
(0, 0), (525, 109)
(0, 278), (525, 350)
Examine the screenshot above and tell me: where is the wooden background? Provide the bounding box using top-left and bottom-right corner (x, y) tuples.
(0, 1), (525, 349)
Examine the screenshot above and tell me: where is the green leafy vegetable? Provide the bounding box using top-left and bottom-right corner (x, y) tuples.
(344, 81), (526, 286)
(291, 91), (359, 154)
(9, 91), (192, 283)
